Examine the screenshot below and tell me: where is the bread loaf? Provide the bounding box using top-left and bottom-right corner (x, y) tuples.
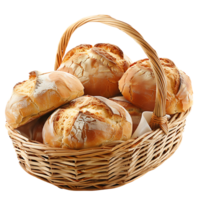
(119, 58), (193, 114)
(5, 71), (84, 128)
(109, 96), (143, 133)
(42, 95), (132, 149)
(57, 43), (131, 98)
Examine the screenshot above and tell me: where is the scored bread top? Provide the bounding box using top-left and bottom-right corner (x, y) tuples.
(119, 58), (193, 114)
(60, 43), (130, 73)
(5, 71), (84, 128)
(57, 42), (130, 77)
(62, 43), (126, 66)
(42, 95), (132, 149)
(57, 43), (131, 98)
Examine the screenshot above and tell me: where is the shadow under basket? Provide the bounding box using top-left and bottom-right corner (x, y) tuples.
(6, 108), (190, 191)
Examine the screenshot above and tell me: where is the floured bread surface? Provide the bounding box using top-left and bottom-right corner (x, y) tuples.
(5, 71), (84, 128)
(15, 78), (36, 95)
(119, 58), (193, 114)
(42, 96), (132, 149)
(57, 43), (131, 98)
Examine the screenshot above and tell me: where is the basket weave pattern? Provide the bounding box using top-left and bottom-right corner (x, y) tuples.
(6, 108), (190, 190)
(6, 15), (191, 190)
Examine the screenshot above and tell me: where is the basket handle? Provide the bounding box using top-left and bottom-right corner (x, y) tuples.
(54, 15), (168, 134)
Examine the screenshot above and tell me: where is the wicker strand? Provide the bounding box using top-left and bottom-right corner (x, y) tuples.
(150, 114), (168, 135)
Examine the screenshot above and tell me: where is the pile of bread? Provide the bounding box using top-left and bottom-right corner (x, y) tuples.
(5, 43), (193, 149)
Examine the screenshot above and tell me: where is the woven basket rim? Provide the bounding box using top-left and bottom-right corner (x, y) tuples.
(7, 107), (191, 192)
(6, 108), (190, 190)
(6, 108), (191, 154)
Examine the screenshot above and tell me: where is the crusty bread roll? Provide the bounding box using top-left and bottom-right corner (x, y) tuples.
(42, 95), (132, 149)
(5, 71), (84, 128)
(119, 58), (193, 114)
(110, 96), (143, 133)
(57, 43), (131, 98)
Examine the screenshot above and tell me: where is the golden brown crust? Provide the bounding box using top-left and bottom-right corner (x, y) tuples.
(14, 71), (38, 89)
(91, 47), (117, 64)
(58, 43), (130, 98)
(5, 71), (84, 128)
(94, 43), (124, 59)
(42, 96), (132, 149)
(29, 71), (38, 79)
(62, 43), (92, 62)
(119, 58), (193, 114)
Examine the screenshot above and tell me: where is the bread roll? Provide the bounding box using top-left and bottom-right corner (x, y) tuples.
(42, 95), (132, 149)
(110, 96), (143, 133)
(5, 71), (84, 128)
(119, 58), (193, 114)
(57, 43), (130, 98)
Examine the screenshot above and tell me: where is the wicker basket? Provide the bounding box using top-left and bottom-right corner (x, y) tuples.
(6, 15), (191, 191)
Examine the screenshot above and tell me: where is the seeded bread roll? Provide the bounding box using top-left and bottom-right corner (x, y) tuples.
(110, 96), (143, 133)
(42, 96), (132, 149)
(119, 58), (193, 114)
(5, 71), (84, 128)
(57, 43), (130, 98)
